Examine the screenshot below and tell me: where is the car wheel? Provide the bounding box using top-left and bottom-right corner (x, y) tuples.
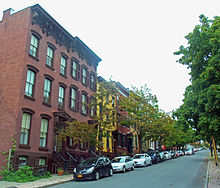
(150, 160), (153, 166)
(144, 162), (147, 167)
(109, 168), (113, 176)
(122, 166), (126, 173)
(94, 171), (100, 180)
(131, 164), (135, 170)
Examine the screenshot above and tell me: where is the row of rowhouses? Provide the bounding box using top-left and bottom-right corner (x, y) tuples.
(0, 4), (156, 173)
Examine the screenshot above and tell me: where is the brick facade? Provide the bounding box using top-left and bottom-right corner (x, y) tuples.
(0, 5), (101, 173)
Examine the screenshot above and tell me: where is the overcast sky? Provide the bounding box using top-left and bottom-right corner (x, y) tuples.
(1, 0), (219, 112)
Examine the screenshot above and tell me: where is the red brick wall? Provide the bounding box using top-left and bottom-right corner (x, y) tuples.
(0, 7), (31, 169)
(0, 6), (98, 170)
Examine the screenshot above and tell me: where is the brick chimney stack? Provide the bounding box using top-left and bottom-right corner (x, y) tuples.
(2, 8), (14, 21)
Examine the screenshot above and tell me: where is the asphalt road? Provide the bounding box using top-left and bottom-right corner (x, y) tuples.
(50, 150), (209, 188)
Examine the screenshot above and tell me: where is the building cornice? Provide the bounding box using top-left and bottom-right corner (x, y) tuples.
(31, 4), (101, 70)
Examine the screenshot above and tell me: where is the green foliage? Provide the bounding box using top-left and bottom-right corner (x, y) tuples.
(0, 166), (51, 182)
(174, 14), (220, 142)
(59, 121), (97, 146)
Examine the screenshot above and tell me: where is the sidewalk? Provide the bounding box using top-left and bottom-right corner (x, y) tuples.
(207, 152), (220, 188)
(0, 174), (73, 188)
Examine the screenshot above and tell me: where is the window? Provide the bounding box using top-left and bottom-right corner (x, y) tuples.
(135, 135), (138, 148)
(19, 156), (28, 167)
(60, 56), (67, 76)
(122, 135), (126, 147)
(81, 93), (87, 114)
(70, 87), (77, 110)
(82, 68), (87, 85)
(112, 96), (115, 107)
(118, 134), (121, 146)
(43, 79), (51, 104)
(46, 46), (54, 67)
(29, 34), (39, 57)
(25, 70), (35, 97)
(71, 60), (77, 79)
(90, 74), (96, 91)
(58, 86), (65, 109)
(39, 158), (46, 166)
(20, 113), (31, 145)
(40, 118), (49, 147)
(106, 131), (110, 149)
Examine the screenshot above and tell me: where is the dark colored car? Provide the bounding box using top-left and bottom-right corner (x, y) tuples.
(147, 150), (161, 164)
(73, 157), (113, 181)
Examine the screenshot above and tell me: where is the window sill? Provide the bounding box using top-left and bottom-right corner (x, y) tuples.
(58, 107), (65, 111)
(81, 112), (88, 116)
(19, 145), (31, 149)
(46, 64), (55, 71)
(68, 145), (77, 149)
(29, 54), (39, 61)
(60, 73), (67, 79)
(42, 102), (51, 107)
(39, 147), (49, 152)
(71, 75), (78, 81)
(79, 148), (87, 151)
(24, 95), (35, 101)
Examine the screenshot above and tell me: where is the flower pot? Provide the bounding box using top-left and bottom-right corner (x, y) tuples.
(58, 170), (64, 176)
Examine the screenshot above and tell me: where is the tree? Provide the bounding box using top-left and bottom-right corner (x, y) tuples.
(119, 85), (159, 152)
(90, 78), (118, 154)
(58, 121), (97, 147)
(174, 15), (220, 147)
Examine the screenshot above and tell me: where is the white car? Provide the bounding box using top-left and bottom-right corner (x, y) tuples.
(185, 149), (195, 155)
(133, 154), (152, 167)
(111, 156), (135, 173)
(162, 151), (172, 160)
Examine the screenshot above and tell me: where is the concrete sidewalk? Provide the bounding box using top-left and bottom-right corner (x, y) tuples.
(207, 152), (220, 188)
(0, 174), (73, 188)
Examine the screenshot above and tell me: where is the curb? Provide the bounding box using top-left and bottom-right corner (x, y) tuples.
(39, 179), (73, 188)
(205, 157), (210, 188)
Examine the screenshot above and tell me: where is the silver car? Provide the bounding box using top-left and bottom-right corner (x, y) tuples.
(133, 154), (152, 167)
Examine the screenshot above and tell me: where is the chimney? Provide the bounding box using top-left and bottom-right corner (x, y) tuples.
(2, 8), (14, 21)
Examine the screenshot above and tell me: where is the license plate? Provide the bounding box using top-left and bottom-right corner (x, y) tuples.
(77, 175), (83, 178)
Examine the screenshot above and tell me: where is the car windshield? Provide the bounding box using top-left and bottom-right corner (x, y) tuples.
(147, 152), (155, 156)
(133, 155), (145, 159)
(78, 158), (98, 167)
(112, 158), (125, 163)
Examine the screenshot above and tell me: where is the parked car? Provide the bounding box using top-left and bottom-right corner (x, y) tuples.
(133, 153), (152, 167)
(163, 151), (172, 160)
(159, 151), (166, 161)
(111, 156), (135, 173)
(177, 150), (184, 156)
(170, 150), (177, 158)
(185, 149), (195, 155)
(147, 150), (161, 164)
(73, 157), (113, 181)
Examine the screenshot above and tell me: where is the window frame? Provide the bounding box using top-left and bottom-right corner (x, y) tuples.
(71, 57), (80, 80)
(39, 118), (49, 148)
(29, 30), (41, 60)
(69, 85), (78, 111)
(81, 91), (88, 115)
(46, 43), (56, 69)
(60, 55), (68, 77)
(58, 83), (67, 110)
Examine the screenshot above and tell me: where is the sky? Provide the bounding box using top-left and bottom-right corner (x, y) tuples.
(1, 0), (219, 112)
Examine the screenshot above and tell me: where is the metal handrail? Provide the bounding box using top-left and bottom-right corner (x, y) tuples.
(66, 152), (77, 162)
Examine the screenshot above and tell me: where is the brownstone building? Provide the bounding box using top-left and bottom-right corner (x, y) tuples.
(0, 4), (101, 173)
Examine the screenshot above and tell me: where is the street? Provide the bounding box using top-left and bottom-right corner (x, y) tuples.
(50, 150), (209, 188)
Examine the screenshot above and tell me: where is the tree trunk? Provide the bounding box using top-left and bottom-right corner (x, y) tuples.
(210, 139), (213, 157)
